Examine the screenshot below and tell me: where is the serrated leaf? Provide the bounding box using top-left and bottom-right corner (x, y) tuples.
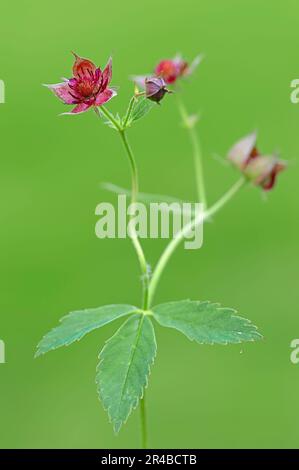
(152, 300), (262, 345)
(98, 109), (121, 130)
(35, 304), (139, 357)
(103, 118), (120, 130)
(127, 98), (154, 125)
(96, 314), (156, 433)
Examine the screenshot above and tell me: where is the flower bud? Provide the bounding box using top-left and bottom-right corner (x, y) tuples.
(145, 77), (170, 103)
(228, 133), (286, 190)
(228, 132), (258, 170)
(244, 155), (286, 191)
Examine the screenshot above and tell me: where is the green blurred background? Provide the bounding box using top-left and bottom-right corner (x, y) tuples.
(0, 0), (298, 449)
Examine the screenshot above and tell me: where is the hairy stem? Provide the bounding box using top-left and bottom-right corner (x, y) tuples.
(96, 106), (150, 309)
(148, 177), (246, 306)
(177, 95), (207, 209)
(96, 105), (122, 131)
(118, 130), (150, 311)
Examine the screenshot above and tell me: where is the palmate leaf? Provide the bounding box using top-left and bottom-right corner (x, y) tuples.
(96, 313), (156, 433)
(152, 300), (262, 345)
(35, 304), (139, 357)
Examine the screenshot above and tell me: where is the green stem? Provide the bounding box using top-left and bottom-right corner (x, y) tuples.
(118, 129), (150, 312)
(117, 129), (150, 447)
(176, 95), (207, 209)
(148, 177), (246, 306)
(95, 105), (149, 448)
(96, 105), (122, 131)
(96, 106), (149, 308)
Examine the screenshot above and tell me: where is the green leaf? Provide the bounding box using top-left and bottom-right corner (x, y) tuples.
(35, 304), (139, 357)
(152, 300), (262, 345)
(127, 98), (154, 125)
(100, 110), (122, 131)
(96, 313), (156, 433)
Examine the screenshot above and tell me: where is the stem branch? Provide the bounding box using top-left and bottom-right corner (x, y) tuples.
(177, 95), (207, 209)
(148, 177), (246, 306)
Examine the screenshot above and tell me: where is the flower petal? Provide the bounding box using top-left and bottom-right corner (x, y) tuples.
(95, 88), (117, 106)
(228, 132), (258, 169)
(130, 75), (147, 89)
(72, 52), (97, 79)
(101, 57), (113, 89)
(61, 102), (93, 115)
(186, 53), (204, 76)
(45, 82), (78, 104)
(155, 60), (178, 84)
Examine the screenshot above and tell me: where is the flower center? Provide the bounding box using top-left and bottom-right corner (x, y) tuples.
(77, 79), (95, 98)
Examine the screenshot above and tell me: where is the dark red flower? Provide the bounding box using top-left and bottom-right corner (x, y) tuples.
(154, 60), (182, 84)
(46, 53), (117, 114)
(154, 55), (202, 84)
(228, 133), (286, 191)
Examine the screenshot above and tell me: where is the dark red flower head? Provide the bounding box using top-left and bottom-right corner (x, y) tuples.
(154, 55), (201, 84)
(46, 53), (117, 114)
(228, 132), (286, 191)
(154, 59), (185, 84)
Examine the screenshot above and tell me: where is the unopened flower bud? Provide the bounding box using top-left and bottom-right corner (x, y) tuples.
(244, 155), (286, 191)
(145, 77), (170, 103)
(228, 132), (286, 191)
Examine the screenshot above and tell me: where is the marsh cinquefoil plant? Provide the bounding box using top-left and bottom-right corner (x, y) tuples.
(36, 52), (286, 447)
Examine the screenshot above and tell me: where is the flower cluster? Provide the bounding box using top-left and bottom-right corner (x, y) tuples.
(228, 132), (286, 190)
(45, 52), (286, 192)
(132, 54), (202, 103)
